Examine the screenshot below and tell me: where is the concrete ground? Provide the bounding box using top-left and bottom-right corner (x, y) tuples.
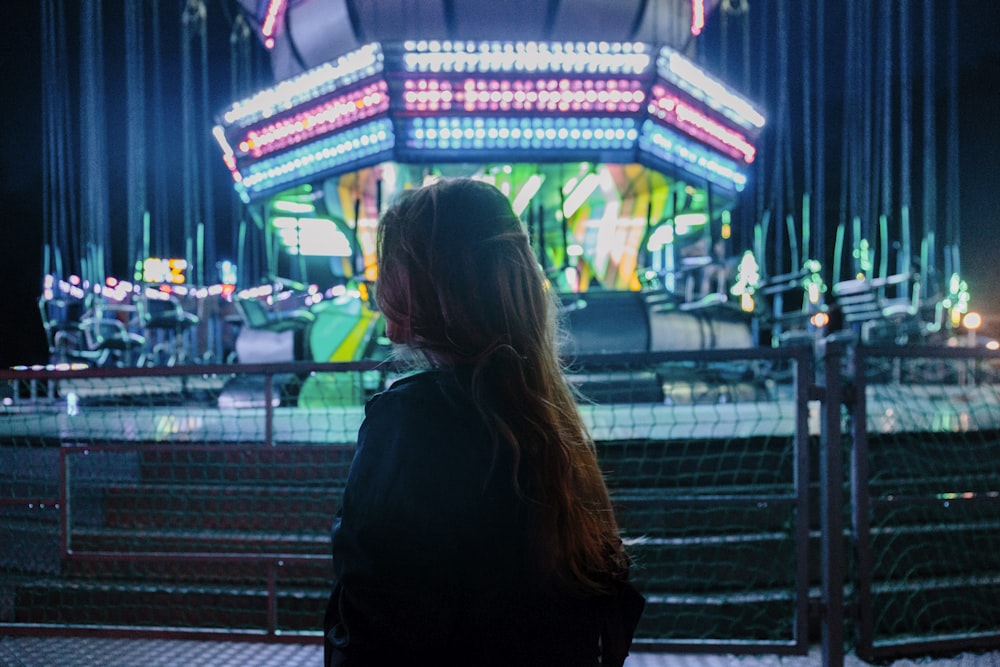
(1, 636), (998, 667)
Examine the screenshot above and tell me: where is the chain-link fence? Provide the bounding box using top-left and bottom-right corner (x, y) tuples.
(849, 345), (1000, 662)
(3, 344), (1000, 665)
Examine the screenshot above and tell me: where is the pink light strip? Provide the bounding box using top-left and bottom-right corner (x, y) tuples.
(691, 0), (706, 36)
(261, 0), (286, 49)
(236, 81), (390, 158)
(649, 85), (756, 163)
(403, 78), (645, 114)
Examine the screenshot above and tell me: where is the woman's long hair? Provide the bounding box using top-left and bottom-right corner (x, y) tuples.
(375, 178), (628, 594)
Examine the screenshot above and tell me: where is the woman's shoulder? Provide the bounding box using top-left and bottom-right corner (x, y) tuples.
(354, 368), (496, 493)
(367, 369), (469, 412)
(381, 369), (443, 392)
(362, 370), (485, 444)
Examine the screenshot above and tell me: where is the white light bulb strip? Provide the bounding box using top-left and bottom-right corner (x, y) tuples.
(656, 46), (765, 132)
(221, 43), (384, 128)
(400, 40), (651, 75)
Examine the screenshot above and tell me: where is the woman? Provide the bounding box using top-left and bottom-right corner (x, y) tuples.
(325, 178), (643, 666)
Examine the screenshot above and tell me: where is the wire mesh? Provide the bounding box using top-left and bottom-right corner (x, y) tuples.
(2, 352), (809, 648)
(574, 353), (807, 646)
(856, 349), (1000, 655)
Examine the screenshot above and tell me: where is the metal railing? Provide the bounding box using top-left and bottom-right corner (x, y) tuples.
(2, 343), (1000, 665)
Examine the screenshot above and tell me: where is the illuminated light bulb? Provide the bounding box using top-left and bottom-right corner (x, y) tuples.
(674, 212), (707, 235)
(402, 116), (636, 153)
(808, 282), (821, 304)
(810, 311), (830, 328)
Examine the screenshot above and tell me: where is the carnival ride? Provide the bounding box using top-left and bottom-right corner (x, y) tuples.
(34, 0), (975, 381)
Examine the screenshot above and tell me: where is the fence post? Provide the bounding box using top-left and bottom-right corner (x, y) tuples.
(267, 559), (278, 635)
(60, 446), (70, 556)
(850, 344), (873, 658)
(264, 371), (274, 447)
(818, 336), (847, 667)
(794, 345), (814, 651)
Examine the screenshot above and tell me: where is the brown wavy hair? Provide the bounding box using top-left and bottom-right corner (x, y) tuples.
(375, 177), (627, 594)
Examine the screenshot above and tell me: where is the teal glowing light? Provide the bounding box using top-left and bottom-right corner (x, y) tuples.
(638, 120), (748, 191)
(732, 250), (761, 295)
(235, 119), (395, 202)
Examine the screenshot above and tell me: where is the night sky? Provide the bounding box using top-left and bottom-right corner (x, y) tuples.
(2, 1), (1000, 368)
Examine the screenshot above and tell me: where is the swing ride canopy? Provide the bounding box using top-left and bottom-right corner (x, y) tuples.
(213, 38), (764, 206)
(215, 0), (764, 207)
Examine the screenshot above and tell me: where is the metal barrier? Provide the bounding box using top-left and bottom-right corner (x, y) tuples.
(568, 346), (814, 658)
(845, 344), (1000, 662)
(816, 336), (849, 667)
(1, 361), (369, 642)
(2, 344), (1000, 666)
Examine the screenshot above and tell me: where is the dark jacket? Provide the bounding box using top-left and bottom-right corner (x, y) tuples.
(324, 369), (641, 666)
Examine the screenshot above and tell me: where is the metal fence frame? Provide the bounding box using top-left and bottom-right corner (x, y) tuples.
(58, 442), (333, 638)
(5, 343), (1000, 665)
(817, 337), (849, 667)
(573, 346), (814, 659)
(846, 343), (1000, 662)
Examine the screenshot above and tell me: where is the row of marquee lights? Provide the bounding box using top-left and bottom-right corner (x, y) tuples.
(214, 41), (765, 203)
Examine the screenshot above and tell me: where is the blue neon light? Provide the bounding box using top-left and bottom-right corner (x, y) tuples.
(235, 119), (395, 201)
(638, 120), (748, 191)
(403, 116), (639, 152)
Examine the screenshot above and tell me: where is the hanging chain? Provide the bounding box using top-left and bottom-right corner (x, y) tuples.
(183, 0), (206, 25)
(722, 0), (749, 15)
(180, 0), (208, 279)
